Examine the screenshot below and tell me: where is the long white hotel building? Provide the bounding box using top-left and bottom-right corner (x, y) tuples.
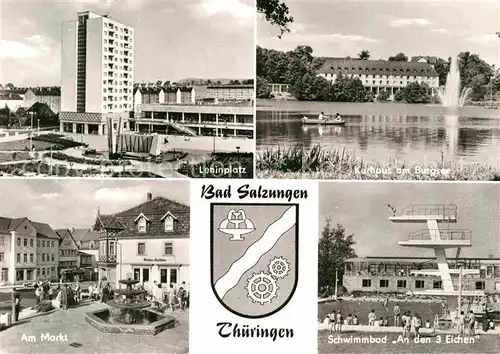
(317, 58), (439, 98)
(60, 11), (133, 135)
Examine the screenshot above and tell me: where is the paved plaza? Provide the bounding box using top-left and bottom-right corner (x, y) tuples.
(0, 303), (189, 354)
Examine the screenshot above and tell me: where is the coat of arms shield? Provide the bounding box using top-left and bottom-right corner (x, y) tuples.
(210, 203), (299, 319)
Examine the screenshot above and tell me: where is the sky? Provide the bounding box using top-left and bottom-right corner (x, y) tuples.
(0, 179), (189, 229)
(0, 0), (255, 86)
(258, 0), (500, 68)
(318, 182), (500, 259)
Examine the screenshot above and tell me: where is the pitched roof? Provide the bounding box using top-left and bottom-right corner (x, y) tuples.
(55, 228), (79, 249)
(31, 221), (59, 239)
(0, 93), (23, 100)
(410, 56), (438, 64)
(70, 228), (99, 243)
(27, 102), (57, 117)
(0, 217), (12, 232)
(30, 87), (61, 96)
(317, 58), (438, 77)
(94, 196), (189, 238)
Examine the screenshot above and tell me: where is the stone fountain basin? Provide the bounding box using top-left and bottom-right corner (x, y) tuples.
(85, 308), (175, 335)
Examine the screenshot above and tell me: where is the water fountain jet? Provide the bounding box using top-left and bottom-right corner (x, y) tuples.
(438, 56), (471, 108)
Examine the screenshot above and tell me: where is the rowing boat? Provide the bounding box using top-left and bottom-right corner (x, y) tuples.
(301, 117), (346, 126)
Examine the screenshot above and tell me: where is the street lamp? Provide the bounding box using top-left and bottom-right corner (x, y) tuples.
(213, 128), (216, 153)
(29, 111), (34, 151)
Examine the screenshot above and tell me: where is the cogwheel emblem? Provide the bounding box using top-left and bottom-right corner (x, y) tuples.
(268, 256), (290, 279)
(246, 271), (278, 305)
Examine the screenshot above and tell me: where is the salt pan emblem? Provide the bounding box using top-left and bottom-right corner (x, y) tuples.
(211, 203), (298, 318)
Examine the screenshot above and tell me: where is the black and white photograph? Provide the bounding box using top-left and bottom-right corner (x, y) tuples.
(317, 182), (500, 353)
(0, 0), (255, 178)
(0, 179), (190, 353)
(256, 0), (500, 180)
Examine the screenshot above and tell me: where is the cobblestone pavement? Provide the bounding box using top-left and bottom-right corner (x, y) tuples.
(0, 302), (189, 354)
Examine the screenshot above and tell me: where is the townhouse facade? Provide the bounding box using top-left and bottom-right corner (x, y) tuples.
(94, 193), (190, 288)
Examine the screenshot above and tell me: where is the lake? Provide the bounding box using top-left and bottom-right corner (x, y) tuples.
(257, 101), (500, 170)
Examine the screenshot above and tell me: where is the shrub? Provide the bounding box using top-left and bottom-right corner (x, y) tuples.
(36, 301), (54, 313)
(32, 134), (88, 149)
(46, 152), (132, 166)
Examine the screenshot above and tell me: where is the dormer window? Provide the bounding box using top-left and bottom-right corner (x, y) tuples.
(161, 211), (178, 232)
(138, 218), (146, 232)
(165, 216), (174, 231)
(134, 212), (150, 233)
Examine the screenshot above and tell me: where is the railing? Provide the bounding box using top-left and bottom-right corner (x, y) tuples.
(98, 255), (116, 263)
(401, 204), (457, 219)
(451, 279), (481, 292)
(407, 229), (471, 241)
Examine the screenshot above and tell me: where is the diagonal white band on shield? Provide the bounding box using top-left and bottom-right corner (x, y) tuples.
(214, 206), (296, 300)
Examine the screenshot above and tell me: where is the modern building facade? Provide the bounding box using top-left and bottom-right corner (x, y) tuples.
(343, 257), (500, 294)
(134, 103), (254, 138)
(60, 10), (133, 135)
(94, 193), (190, 289)
(133, 86), (195, 112)
(206, 85), (254, 101)
(317, 58), (439, 99)
(24, 87), (62, 114)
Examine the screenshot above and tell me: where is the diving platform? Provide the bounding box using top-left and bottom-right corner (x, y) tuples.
(398, 229), (472, 248)
(389, 204), (457, 223)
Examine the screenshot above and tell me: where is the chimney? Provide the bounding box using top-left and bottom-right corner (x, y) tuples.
(147, 192), (153, 201)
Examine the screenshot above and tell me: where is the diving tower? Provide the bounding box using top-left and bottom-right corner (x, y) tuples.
(390, 204), (485, 323)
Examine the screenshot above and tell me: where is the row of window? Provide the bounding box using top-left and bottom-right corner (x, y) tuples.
(361, 278), (486, 290)
(98, 241), (174, 257)
(133, 267), (177, 284)
(103, 47), (132, 57)
(329, 67), (434, 74)
(137, 216), (174, 233)
(60, 249), (78, 257)
(14, 237), (57, 248)
(104, 69), (131, 76)
(324, 73), (438, 80)
(103, 104), (131, 110)
(102, 79), (132, 86)
(103, 57), (132, 65)
(103, 21), (131, 33)
(12, 253), (56, 263)
(103, 96), (132, 102)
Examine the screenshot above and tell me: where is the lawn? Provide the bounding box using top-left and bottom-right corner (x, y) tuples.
(0, 139), (56, 151)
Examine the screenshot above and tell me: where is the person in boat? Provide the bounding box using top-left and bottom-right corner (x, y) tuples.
(334, 113), (342, 122)
(318, 112), (329, 122)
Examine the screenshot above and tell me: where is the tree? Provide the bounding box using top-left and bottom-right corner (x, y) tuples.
(318, 221), (357, 293)
(256, 76), (271, 98)
(377, 89), (390, 101)
(358, 50), (370, 60)
(388, 53), (408, 62)
(433, 57), (451, 86)
(257, 0), (294, 38)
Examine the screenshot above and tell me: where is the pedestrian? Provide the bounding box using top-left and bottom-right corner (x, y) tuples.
(168, 283), (176, 311)
(393, 302), (401, 327)
(468, 310), (476, 336)
(60, 285), (68, 310)
(457, 311), (465, 336)
(335, 310), (343, 333)
(13, 292), (21, 322)
(368, 309), (376, 326)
